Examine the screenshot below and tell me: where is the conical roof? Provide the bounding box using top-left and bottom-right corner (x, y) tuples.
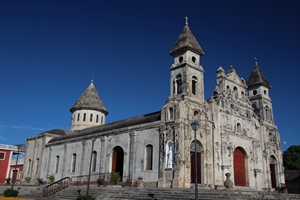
(247, 61), (271, 89)
(70, 81), (108, 115)
(170, 24), (204, 57)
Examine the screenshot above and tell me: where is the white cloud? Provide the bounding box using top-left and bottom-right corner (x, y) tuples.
(0, 124), (47, 131)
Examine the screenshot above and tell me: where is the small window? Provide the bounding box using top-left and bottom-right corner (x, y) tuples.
(227, 86), (231, 94)
(233, 86), (238, 99)
(36, 158), (40, 174)
(71, 154), (76, 173)
(27, 159), (31, 175)
(175, 74), (182, 94)
(101, 116), (103, 124)
(55, 156), (59, 173)
(0, 152), (5, 160)
(92, 151), (97, 172)
(253, 90), (257, 95)
(169, 107), (174, 120)
(192, 76), (197, 95)
(192, 56), (196, 63)
(77, 113), (80, 121)
(194, 111), (199, 121)
(145, 145), (153, 170)
(265, 106), (270, 120)
(237, 123), (242, 133)
(179, 56), (183, 63)
(83, 113), (86, 122)
(96, 115), (99, 123)
(90, 114), (93, 122)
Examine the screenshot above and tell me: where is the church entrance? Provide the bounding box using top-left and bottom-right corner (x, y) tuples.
(190, 140), (202, 184)
(270, 156), (277, 188)
(234, 147), (246, 186)
(112, 146), (124, 178)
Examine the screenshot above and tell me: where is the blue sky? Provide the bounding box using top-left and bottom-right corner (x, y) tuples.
(0, 1), (299, 152)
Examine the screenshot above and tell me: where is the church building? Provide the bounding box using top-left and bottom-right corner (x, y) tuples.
(24, 21), (284, 190)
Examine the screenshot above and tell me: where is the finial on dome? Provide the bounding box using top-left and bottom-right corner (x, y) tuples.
(185, 16), (188, 25)
(254, 57), (258, 66)
(91, 76), (94, 83)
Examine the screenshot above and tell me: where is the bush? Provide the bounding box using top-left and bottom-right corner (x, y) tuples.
(3, 188), (19, 197)
(108, 172), (121, 184)
(76, 194), (95, 200)
(47, 175), (55, 183)
(25, 177), (31, 183)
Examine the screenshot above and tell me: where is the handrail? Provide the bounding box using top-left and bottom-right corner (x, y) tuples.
(71, 173), (108, 185)
(43, 176), (72, 197)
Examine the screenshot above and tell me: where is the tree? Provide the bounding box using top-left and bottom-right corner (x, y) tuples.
(283, 145), (300, 170)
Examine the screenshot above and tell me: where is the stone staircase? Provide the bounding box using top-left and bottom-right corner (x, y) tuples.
(43, 185), (300, 200)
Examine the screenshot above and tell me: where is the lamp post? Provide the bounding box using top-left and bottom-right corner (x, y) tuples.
(87, 137), (96, 195)
(190, 121), (200, 200)
(11, 144), (21, 191)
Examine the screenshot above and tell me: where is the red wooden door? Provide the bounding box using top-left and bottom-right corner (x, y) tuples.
(190, 152), (201, 183)
(234, 148), (246, 186)
(270, 164), (276, 188)
(112, 150), (117, 172)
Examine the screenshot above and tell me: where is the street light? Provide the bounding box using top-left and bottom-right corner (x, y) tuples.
(11, 144), (21, 191)
(190, 120), (214, 200)
(190, 121), (200, 200)
(87, 137), (97, 195)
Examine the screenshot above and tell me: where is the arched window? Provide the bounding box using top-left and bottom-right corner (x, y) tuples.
(145, 145), (153, 170)
(192, 76), (197, 95)
(227, 86), (231, 95)
(83, 113), (86, 121)
(90, 114), (93, 122)
(71, 154), (76, 172)
(96, 115), (99, 123)
(77, 113), (80, 121)
(92, 151), (97, 172)
(237, 123), (242, 133)
(55, 156), (59, 173)
(101, 116), (103, 124)
(174, 74), (182, 95)
(233, 86), (238, 99)
(36, 158), (40, 174)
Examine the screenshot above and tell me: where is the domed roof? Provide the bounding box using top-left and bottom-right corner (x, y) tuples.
(247, 59), (271, 89)
(170, 23), (204, 57)
(70, 80), (108, 115)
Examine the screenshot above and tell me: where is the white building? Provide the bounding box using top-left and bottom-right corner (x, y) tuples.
(24, 22), (284, 190)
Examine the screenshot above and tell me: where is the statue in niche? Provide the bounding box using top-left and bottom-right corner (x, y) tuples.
(166, 141), (174, 168)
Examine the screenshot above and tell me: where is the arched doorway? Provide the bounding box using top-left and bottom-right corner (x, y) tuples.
(234, 147), (246, 186)
(270, 156), (277, 188)
(112, 146), (124, 178)
(190, 140), (202, 183)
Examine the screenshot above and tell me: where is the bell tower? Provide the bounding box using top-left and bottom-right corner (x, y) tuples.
(247, 58), (273, 123)
(169, 17), (205, 103)
(159, 18), (213, 189)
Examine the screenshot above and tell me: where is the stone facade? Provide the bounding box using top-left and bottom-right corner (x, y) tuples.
(23, 23), (284, 191)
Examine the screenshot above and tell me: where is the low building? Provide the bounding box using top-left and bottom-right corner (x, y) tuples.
(0, 144), (25, 184)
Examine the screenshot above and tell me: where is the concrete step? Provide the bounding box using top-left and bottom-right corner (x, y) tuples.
(47, 185), (300, 200)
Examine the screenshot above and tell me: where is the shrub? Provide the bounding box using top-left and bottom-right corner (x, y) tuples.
(108, 172), (121, 184)
(25, 177), (31, 183)
(47, 175), (55, 183)
(76, 194), (95, 200)
(3, 188), (19, 197)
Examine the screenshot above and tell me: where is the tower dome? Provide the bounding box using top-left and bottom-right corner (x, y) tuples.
(70, 78), (108, 131)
